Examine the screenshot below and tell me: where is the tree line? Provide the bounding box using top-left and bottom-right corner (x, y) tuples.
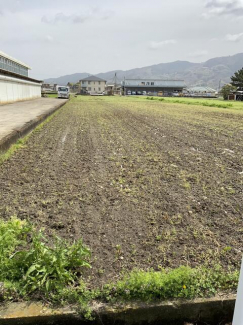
(221, 67), (243, 100)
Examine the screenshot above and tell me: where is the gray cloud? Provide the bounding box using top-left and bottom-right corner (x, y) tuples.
(189, 50), (209, 58)
(149, 40), (177, 50)
(42, 12), (89, 24)
(1, 0), (243, 80)
(225, 32), (243, 41)
(41, 7), (114, 24)
(204, 0), (243, 18)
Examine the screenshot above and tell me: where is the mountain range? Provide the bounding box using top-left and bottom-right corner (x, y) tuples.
(44, 53), (243, 89)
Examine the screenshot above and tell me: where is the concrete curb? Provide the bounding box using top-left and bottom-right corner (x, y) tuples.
(0, 99), (68, 154)
(0, 294), (236, 325)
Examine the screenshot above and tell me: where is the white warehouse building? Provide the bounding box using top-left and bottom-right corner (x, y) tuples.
(0, 51), (42, 104)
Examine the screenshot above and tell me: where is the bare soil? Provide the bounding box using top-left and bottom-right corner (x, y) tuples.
(0, 96), (242, 285)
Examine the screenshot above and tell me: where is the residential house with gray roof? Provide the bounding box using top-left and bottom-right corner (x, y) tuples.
(79, 75), (106, 94)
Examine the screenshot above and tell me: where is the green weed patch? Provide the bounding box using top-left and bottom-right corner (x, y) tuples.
(99, 266), (238, 302)
(0, 218), (91, 299)
(146, 96), (233, 108)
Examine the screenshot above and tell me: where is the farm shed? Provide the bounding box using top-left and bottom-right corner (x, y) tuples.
(122, 79), (186, 96)
(0, 51), (42, 104)
(228, 90), (243, 101)
(184, 86), (217, 98)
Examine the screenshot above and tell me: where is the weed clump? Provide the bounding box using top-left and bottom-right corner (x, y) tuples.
(0, 217), (91, 298)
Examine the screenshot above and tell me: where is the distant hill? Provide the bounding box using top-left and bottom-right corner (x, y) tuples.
(44, 53), (243, 89)
(44, 73), (89, 85)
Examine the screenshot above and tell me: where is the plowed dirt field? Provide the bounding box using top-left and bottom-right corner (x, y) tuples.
(0, 96), (242, 285)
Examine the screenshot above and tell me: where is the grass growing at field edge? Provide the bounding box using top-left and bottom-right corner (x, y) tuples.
(99, 266), (238, 302)
(145, 96), (234, 109)
(0, 217), (239, 317)
(0, 108), (61, 166)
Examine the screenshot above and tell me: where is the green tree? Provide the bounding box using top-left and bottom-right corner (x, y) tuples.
(220, 84), (237, 100)
(231, 67), (243, 88)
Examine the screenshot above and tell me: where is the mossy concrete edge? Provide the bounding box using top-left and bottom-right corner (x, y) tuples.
(0, 294), (236, 325)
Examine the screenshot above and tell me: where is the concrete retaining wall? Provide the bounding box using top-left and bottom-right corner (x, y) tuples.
(0, 75), (41, 104)
(0, 294), (236, 325)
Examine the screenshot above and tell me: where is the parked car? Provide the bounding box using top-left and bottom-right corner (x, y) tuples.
(57, 86), (70, 99)
(132, 91), (136, 95)
(142, 91), (147, 95)
(137, 91), (142, 95)
(127, 90), (131, 95)
(158, 91), (163, 97)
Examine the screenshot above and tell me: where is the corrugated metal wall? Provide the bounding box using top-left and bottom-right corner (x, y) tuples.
(0, 75), (41, 104)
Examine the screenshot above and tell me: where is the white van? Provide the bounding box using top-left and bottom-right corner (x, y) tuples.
(57, 86), (70, 99)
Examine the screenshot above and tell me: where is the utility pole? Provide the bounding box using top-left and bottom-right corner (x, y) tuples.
(218, 80), (221, 93)
(114, 73), (117, 95)
(111, 73), (120, 95)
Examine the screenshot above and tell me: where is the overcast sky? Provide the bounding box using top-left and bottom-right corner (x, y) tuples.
(1, 0), (243, 79)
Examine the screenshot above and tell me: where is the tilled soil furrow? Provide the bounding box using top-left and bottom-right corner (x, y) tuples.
(0, 97), (242, 285)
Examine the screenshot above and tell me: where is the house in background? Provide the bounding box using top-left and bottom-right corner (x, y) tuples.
(41, 83), (57, 92)
(0, 50), (42, 104)
(79, 76), (106, 94)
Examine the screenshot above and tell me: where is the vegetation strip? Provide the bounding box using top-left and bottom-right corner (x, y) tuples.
(145, 96), (234, 109)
